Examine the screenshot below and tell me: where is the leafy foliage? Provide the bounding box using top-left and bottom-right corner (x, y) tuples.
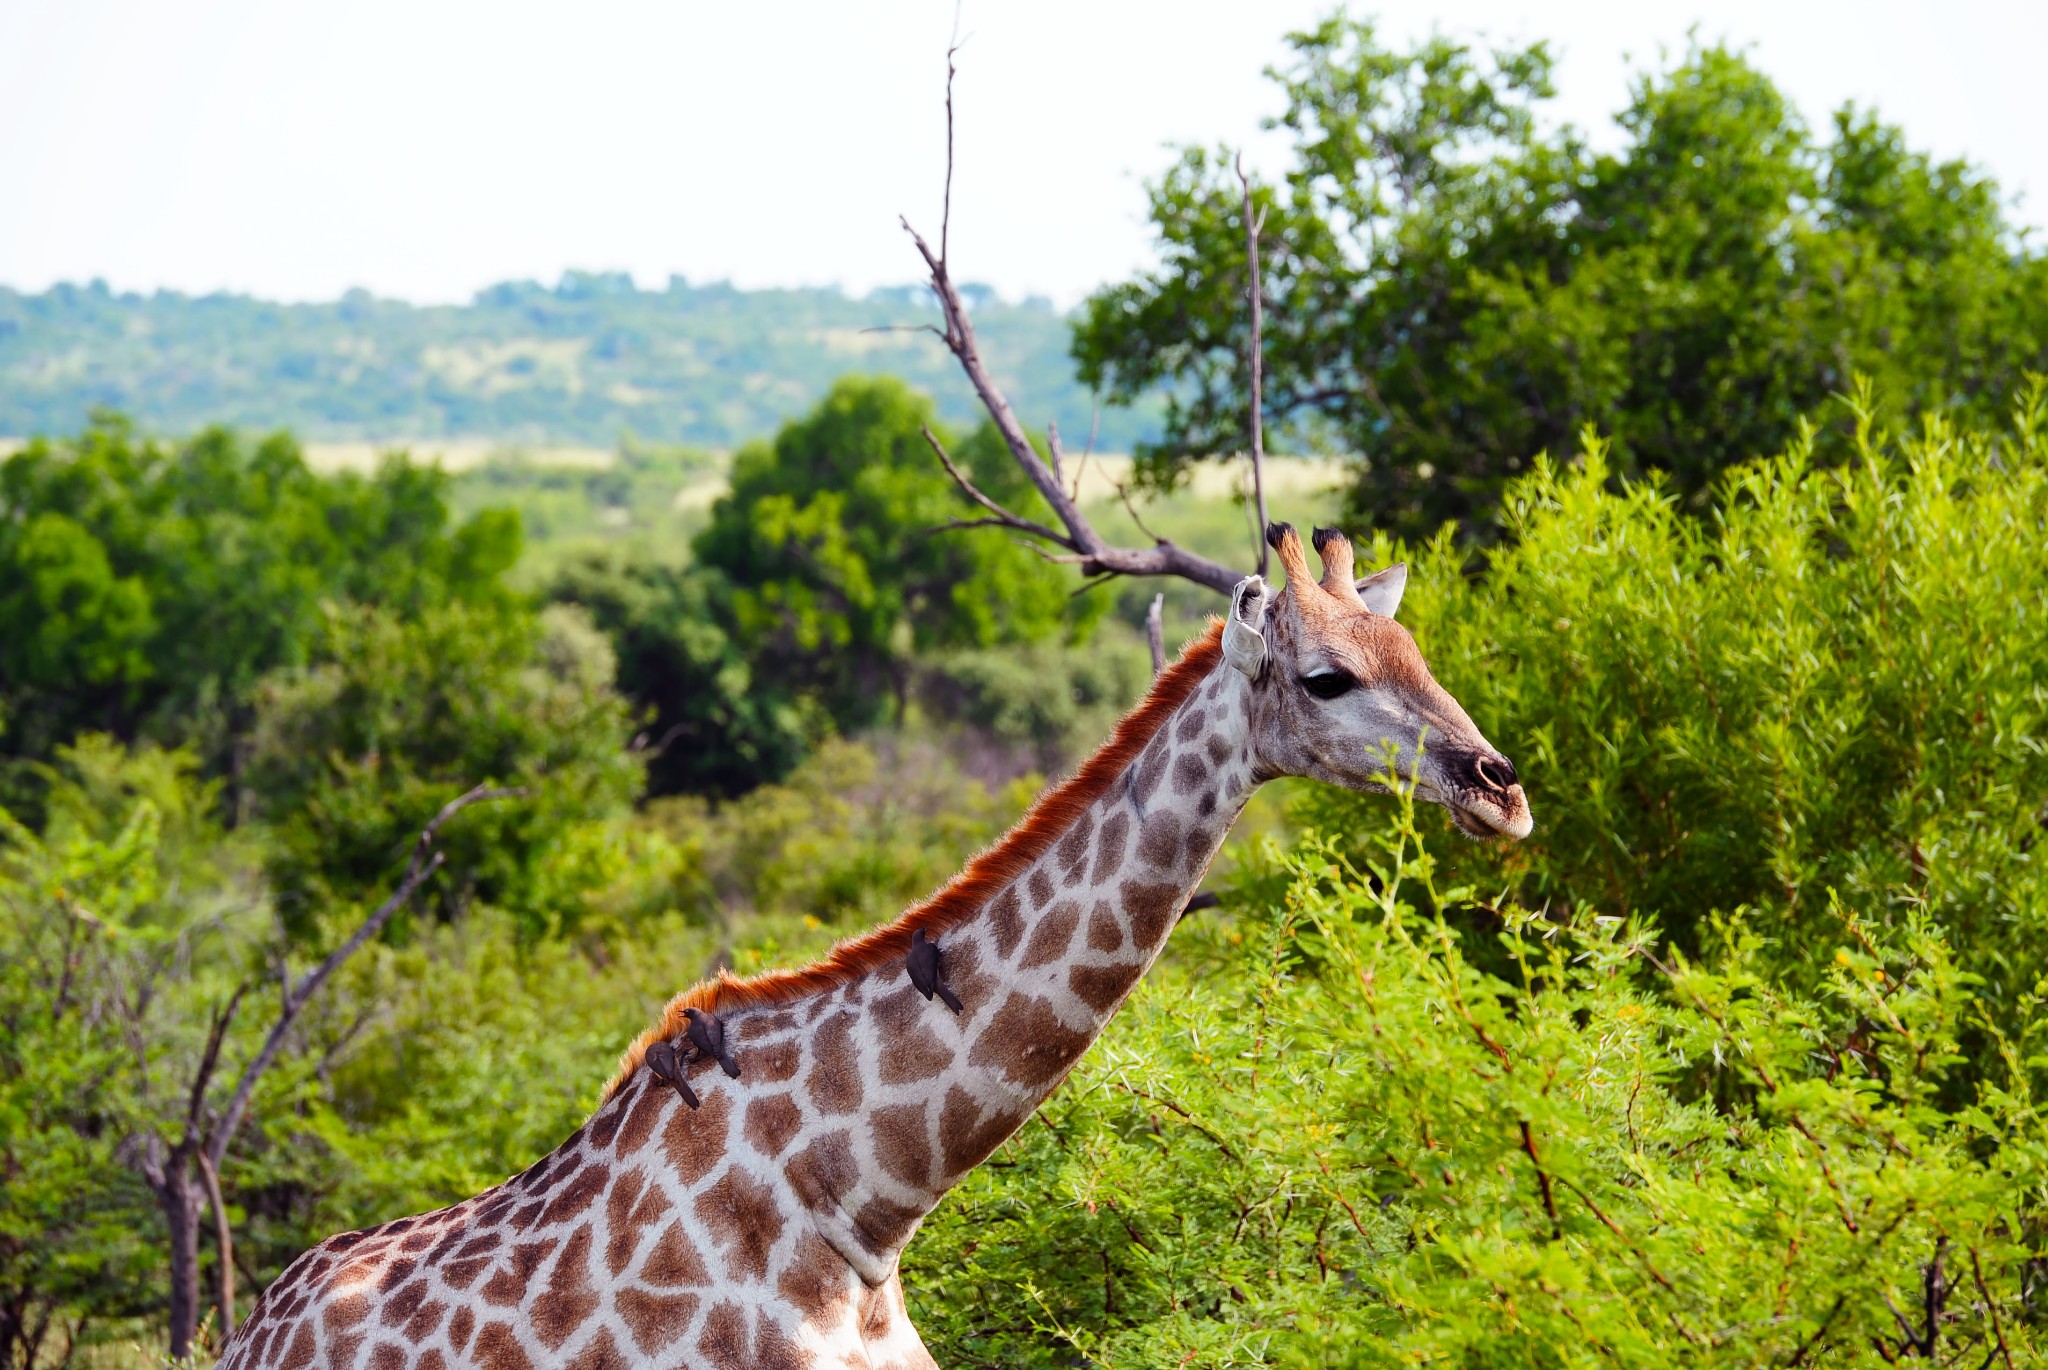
(0, 418), (519, 796)
(244, 602), (639, 940)
(1074, 20), (2048, 538)
(911, 786), (2048, 1367)
(693, 376), (1099, 732)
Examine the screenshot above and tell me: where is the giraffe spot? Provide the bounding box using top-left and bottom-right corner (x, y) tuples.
(280, 1323), (316, 1370)
(807, 1011), (863, 1115)
(324, 1293), (371, 1334)
(399, 1230), (433, 1254)
(639, 1221), (710, 1287)
(1086, 901), (1124, 953)
(541, 1161), (609, 1225)
(1198, 790), (1218, 818)
(870, 986), (956, 1084)
(479, 1236), (559, 1307)
(986, 886), (1025, 958)
(402, 1297), (448, 1342)
(1137, 811), (1184, 869)
(328, 1231), (368, 1253)
(448, 1305), (476, 1356)
(754, 1312), (812, 1370)
(786, 1130), (858, 1217)
(854, 1196), (923, 1255)
(1188, 827), (1217, 868)
(472, 1321), (535, 1370)
(939, 935), (997, 1014)
(859, 1279), (895, 1341)
(616, 1289), (698, 1354)
(419, 1352), (446, 1370)
(613, 1077), (666, 1158)
(585, 1092), (626, 1151)
(603, 1169), (646, 1274)
(872, 1101), (934, 1189)
(698, 1301), (749, 1364)
(1123, 880), (1182, 949)
(1056, 811), (1096, 875)
(567, 1327), (628, 1370)
(368, 1342), (407, 1370)
(1027, 868), (1055, 909)
(440, 1257), (489, 1290)
(1091, 812), (1131, 884)
(1207, 733), (1233, 765)
(1019, 900), (1082, 970)
(510, 1198), (547, 1228)
(778, 1232), (854, 1320)
(379, 1276), (426, 1325)
(326, 1332), (366, 1368)
(1070, 961), (1141, 1014)
(606, 1179), (671, 1269)
(1134, 738), (1171, 804)
(744, 1093), (804, 1158)
(966, 992), (1091, 1089)
(660, 1084), (735, 1183)
(747, 1038), (803, 1084)
(531, 1225), (600, 1350)
(1176, 704), (1209, 741)
(1173, 751), (1211, 795)
(695, 1168), (785, 1282)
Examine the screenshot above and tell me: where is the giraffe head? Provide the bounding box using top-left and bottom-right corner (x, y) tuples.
(1224, 522), (1532, 840)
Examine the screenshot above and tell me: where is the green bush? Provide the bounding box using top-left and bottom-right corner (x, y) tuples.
(900, 387), (2048, 1365)
(911, 782), (2048, 1367)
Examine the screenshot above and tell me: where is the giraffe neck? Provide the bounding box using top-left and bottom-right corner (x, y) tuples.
(759, 655), (1263, 1283)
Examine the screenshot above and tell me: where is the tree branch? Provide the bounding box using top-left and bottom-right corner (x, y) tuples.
(194, 1150), (235, 1341)
(204, 784), (520, 1169)
(921, 427), (1076, 550)
(900, 229), (1246, 596)
(1237, 152), (1271, 577)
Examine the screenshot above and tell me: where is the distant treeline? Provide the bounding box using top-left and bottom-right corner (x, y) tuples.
(0, 274), (1159, 450)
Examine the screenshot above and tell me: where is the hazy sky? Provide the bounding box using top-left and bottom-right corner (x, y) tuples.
(3, 1), (2041, 306)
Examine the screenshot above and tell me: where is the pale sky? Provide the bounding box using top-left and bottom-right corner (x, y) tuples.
(2, 1), (2041, 307)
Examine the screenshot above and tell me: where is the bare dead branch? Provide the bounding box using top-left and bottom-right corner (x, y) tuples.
(921, 427), (1076, 549)
(1146, 593), (1166, 674)
(1237, 152), (1271, 578)
(900, 215), (1246, 596)
(194, 1150), (234, 1340)
(205, 783), (521, 1169)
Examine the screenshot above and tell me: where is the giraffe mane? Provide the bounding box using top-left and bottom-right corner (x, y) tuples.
(603, 618), (1226, 1099)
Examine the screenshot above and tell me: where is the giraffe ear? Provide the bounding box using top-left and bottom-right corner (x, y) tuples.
(1223, 574), (1270, 678)
(1355, 562), (1407, 618)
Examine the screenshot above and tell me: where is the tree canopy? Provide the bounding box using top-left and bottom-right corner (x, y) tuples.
(1073, 21), (2048, 538)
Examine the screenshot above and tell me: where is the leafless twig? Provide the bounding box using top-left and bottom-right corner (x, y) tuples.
(205, 782), (521, 1169)
(1237, 152), (1271, 578)
(1146, 593), (1166, 674)
(903, 46), (1246, 597)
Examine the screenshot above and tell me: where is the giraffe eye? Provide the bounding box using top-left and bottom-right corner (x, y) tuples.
(1300, 670), (1357, 700)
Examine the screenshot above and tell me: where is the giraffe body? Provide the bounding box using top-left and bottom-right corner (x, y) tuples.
(219, 528), (1530, 1369)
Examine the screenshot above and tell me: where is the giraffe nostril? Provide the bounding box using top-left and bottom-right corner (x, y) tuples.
(1474, 754), (1518, 791)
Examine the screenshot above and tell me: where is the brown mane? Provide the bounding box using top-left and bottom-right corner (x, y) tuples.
(603, 619), (1226, 1099)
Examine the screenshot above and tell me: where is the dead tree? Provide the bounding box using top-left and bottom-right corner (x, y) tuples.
(130, 784), (517, 1360)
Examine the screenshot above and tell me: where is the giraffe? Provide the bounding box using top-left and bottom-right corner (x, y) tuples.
(216, 525), (1531, 1370)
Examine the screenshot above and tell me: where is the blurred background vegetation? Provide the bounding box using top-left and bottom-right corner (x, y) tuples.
(6, 17), (2048, 1369)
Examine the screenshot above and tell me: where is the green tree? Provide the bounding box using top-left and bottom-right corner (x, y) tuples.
(543, 554), (823, 799)
(0, 417), (521, 800)
(244, 601), (639, 940)
(1073, 20), (2048, 538)
(692, 376), (1096, 731)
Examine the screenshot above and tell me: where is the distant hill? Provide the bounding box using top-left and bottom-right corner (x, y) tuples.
(0, 273), (1158, 449)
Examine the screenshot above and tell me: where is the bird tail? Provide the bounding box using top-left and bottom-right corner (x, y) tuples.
(937, 984), (964, 1014)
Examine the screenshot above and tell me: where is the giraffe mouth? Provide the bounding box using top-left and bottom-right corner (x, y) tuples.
(1445, 785), (1533, 841)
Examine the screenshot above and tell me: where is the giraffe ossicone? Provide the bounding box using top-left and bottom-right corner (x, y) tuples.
(219, 524), (1531, 1370)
